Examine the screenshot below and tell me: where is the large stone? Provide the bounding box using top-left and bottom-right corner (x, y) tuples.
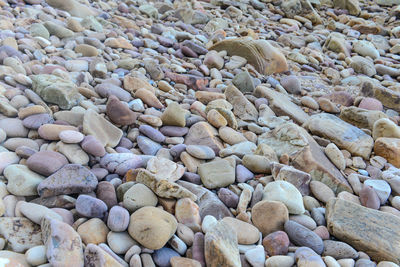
(209, 38), (288, 75)
(0, 217), (42, 253)
(4, 164), (44, 196)
(204, 221), (241, 267)
(184, 122), (224, 154)
(83, 109), (123, 148)
(304, 113), (374, 159)
(178, 180), (233, 220)
(259, 122), (352, 193)
(373, 87), (400, 112)
(128, 206), (177, 250)
(221, 217), (260, 245)
(326, 198), (400, 263)
(136, 169), (197, 201)
(254, 86), (309, 125)
(26, 151), (68, 176)
(339, 107), (387, 131)
(31, 75), (82, 110)
(41, 217), (84, 267)
(224, 84), (258, 122)
(37, 164), (98, 197)
(198, 159), (235, 189)
(161, 102), (186, 127)
(46, 0), (97, 18)
(374, 138), (400, 168)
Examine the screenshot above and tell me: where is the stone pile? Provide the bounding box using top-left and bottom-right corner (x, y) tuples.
(1, 0), (400, 266)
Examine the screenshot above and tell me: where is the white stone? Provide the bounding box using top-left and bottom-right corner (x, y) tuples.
(107, 231), (137, 254)
(25, 245), (47, 266)
(18, 201), (62, 224)
(244, 245), (265, 267)
(324, 143), (345, 171)
(263, 181), (305, 214)
(353, 40), (380, 59)
(201, 215), (217, 233)
(364, 179), (391, 204)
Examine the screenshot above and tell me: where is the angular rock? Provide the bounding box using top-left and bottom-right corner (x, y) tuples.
(205, 221), (241, 267)
(146, 156), (185, 182)
(31, 75), (82, 110)
(37, 164), (98, 197)
(83, 109), (123, 148)
(198, 158), (235, 189)
(224, 84), (258, 122)
(304, 113), (374, 159)
(326, 198), (400, 263)
(184, 122), (224, 154)
(136, 169), (197, 201)
(259, 122), (352, 193)
(178, 180), (233, 220)
(254, 86), (309, 125)
(374, 138), (400, 168)
(100, 153), (143, 176)
(339, 106), (387, 131)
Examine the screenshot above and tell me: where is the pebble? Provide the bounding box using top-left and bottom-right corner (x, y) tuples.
(263, 181), (305, 214)
(75, 194), (108, 218)
(284, 220), (324, 254)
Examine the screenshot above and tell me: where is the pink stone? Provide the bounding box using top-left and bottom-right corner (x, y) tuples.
(359, 97), (383, 111)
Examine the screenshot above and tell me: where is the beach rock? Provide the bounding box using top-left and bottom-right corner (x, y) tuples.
(252, 200), (289, 236)
(26, 151), (68, 176)
(326, 198), (400, 263)
(205, 220), (241, 267)
(198, 158), (235, 189)
(0, 217), (42, 253)
(37, 164), (98, 197)
(263, 181), (305, 214)
(284, 220), (324, 254)
(31, 75), (82, 110)
(41, 217), (84, 267)
(128, 206), (177, 250)
(304, 113), (374, 159)
(209, 38), (288, 75)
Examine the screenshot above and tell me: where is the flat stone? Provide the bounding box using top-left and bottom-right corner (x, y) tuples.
(221, 217), (260, 245)
(185, 122), (224, 154)
(224, 84), (258, 122)
(83, 109), (123, 148)
(161, 102), (187, 127)
(304, 113), (374, 159)
(0, 217), (42, 253)
(76, 194), (108, 218)
(326, 198), (400, 263)
(254, 86), (309, 125)
(198, 158), (235, 189)
(251, 200), (289, 236)
(340, 106), (387, 131)
(123, 183), (158, 212)
(84, 243), (124, 267)
(37, 164), (98, 197)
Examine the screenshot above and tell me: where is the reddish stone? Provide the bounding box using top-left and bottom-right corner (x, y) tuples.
(262, 231), (289, 256)
(164, 71), (209, 91)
